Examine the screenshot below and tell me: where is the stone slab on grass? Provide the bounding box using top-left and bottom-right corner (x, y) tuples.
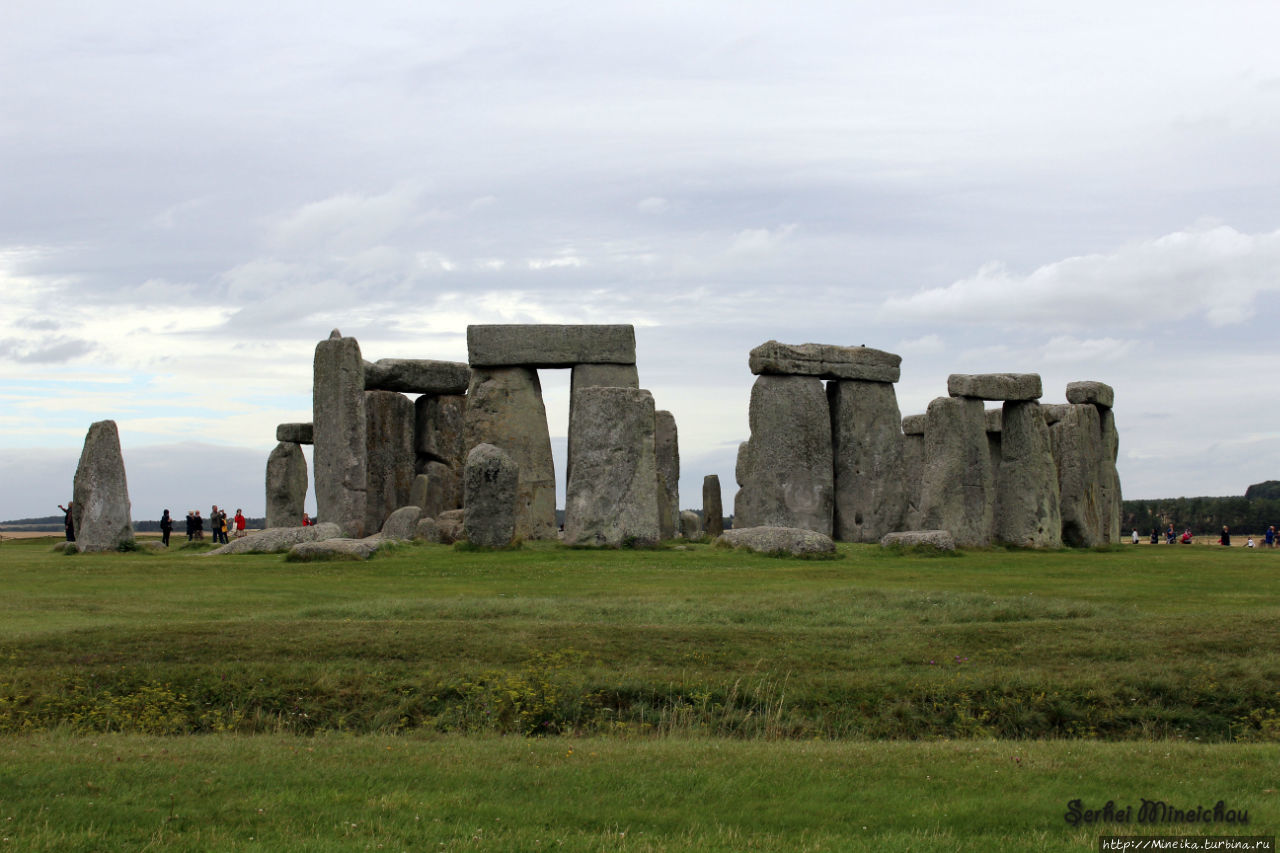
(715, 526), (836, 556)
(207, 522), (342, 555)
(288, 538), (392, 561)
(880, 530), (957, 551)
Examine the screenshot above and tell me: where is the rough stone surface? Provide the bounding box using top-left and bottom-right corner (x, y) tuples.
(463, 443), (520, 547)
(655, 410), (680, 539)
(828, 379), (906, 542)
(901, 414), (926, 435)
(680, 510), (703, 540)
(464, 366), (556, 540)
(276, 423), (314, 444)
(566, 363), (641, 487)
(72, 420), (134, 552)
(994, 401), (1062, 548)
(734, 441), (751, 487)
(880, 530), (956, 551)
(901, 432), (924, 530)
(414, 394), (466, 466)
(416, 460), (461, 519)
(413, 517), (442, 543)
(918, 396), (995, 548)
(436, 509), (465, 544)
(409, 474), (430, 510)
(749, 341), (901, 383)
(1050, 403), (1105, 547)
(208, 522), (342, 555)
(1099, 408), (1122, 544)
(468, 324), (636, 367)
(703, 474), (724, 538)
(986, 411), (1002, 497)
(313, 331), (367, 537)
(364, 390), (415, 539)
(564, 387), (661, 547)
(265, 441), (308, 528)
(1041, 404), (1069, 426)
(289, 538), (389, 560)
(379, 506), (422, 541)
(716, 526), (836, 556)
(364, 359), (469, 394)
(734, 375), (834, 536)
(985, 409), (1003, 433)
(1066, 381), (1115, 409)
(948, 373), (1043, 401)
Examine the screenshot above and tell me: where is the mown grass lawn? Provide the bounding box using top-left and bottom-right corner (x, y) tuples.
(0, 536), (1276, 850)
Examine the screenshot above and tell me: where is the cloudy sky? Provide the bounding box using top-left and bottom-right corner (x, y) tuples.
(3, 1), (1280, 522)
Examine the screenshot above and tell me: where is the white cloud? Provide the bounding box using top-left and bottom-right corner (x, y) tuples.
(897, 333), (944, 354)
(1041, 336), (1137, 364)
(727, 224), (798, 255)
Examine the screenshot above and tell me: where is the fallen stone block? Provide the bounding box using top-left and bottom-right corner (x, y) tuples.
(715, 526), (836, 556)
(288, 538), (391, 561)
(879, 530), (957, 551)
(207, 522), (343, 555)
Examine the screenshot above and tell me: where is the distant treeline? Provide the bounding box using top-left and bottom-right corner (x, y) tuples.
(1123, 481), (1280, 535)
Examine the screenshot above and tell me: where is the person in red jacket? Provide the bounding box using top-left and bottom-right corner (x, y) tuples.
(234, 509), (246, 538)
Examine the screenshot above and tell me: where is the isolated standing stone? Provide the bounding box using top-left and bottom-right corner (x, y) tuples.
(655, 410), (680, 539)
(464, 367), (557, 540)
(463, 444), (519, 547)
(680, 510), (703, 540)
(364, 390), (415, 539)
(901, 417), (925, 530)
(828, 379), (906, 542)
(994, 401), (1062, 548)
(265, 441), (308, 528)
(918, 396), (994, 547)
(734, 375), (834, 536)
(1050, 403), (1105, 547)
(703, 474), (724, 538)
(313, 330), (367, 537)
(564, 387), (661, 547)
(72, 420), (134, 552)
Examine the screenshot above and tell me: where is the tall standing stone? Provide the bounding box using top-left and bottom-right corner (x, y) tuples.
(734, 375), (834, 536)
(655, 410), (680, 539)
(985, 408), (1003, 498)
(564, 387), (661, 547)
(414, 393), (465, 516)
(313, 330), (367, 537)
(1050, 403), (1105, 547)
(265, 441), (308, 528)
(901, 415), (926, 530)
(828, 379), (906, 542)
(418, 459), (462, 519)
(995, 401), (1062, 548)
(364, 390), (415, 537)
(567, 363), (640, 486)
(702, 474), (724, 538)
(71, 420), (134, 552)
(463, 444), (519, 547)
(1099, 407), (1122, 544)
(463, 366), (557, 540)
(918, 396), (994, 547)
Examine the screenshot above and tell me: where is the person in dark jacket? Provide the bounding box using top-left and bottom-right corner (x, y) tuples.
(58, 502), (75, 542)
(160, 510), (173, 547)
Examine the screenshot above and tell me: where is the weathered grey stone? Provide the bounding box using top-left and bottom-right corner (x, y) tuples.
(564, 387), (661, 547)
(715, 526), (836, 556)
(364, 390), (415, 539)
(208, 522), (343, 555)
(409, 474), (430, 511)
(436, 509), (465, 544)
(464, 367), (556, 540)
(463, 444), (519, 547)
(72, 420), (134, 552)
(313, 331), (367, 537)
(364, 359), (470, 394)
(1066, 381), (1115, 409)
(1099, 407), (1122, 544)
(416, 460), (461, 519)
(901, 431), (924, 530)
(379, 506), (422, 541)
(880, 530), (956, 551)
(680, 510), (703, 540)
(276, 423), (314, 444)
(655, 410), (680, 539)
(414, 517), (442, 543)
(749, 341), (901, 383)
(468, 324), (636, 367)
(414, 394), (466, 466)
(1050, 404), (1105, 547)
(985, 408), (1002, 433)
(566, 363), (641, 487)
(986, 409), (1002, 497)
(265, 441), (308, 529)
(947, 373), (1042, 401)
(289, 537), (390, 560)
(994, 401), (1062, 548)
(703, 474), (724, 538)
(734, 375), (834, 536)
(918, 396), (994, 548)
(1041, 404), (1069, 426)
(828, 379), (906, 542)
(734, 441), (751, 487)
(901, 414), (926, 435)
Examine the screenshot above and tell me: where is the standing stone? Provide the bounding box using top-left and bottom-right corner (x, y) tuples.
(680, 510), (703, 540)
(734, 375), (833, 536)
(901, 415), (925, 530)
(655, 410), (680, 539)
(265, 441), (308, 528)
(415, 394), (466, 468)
(567, 363), (640, 485)
(828, 379), (906, 542)
(985, 408), (1003, 498)
(71, 420), (134, 552)
(409, 473), (430, 511)
(994, 401), (1062, 548)
(918, 396), (994, 547)
(313, 330), (367, 537)
(564, 387), (661, 547)
(379, 506), (422, 541)
(1050, 404), (1105, 547)
(364, 390), (415, 538)
(1099, 407), (1122, 544)
(463, 444), (519, 547)
(702, 474), (724, 538)
(464, 367), (556, 540)
(417, 459), (462, 519)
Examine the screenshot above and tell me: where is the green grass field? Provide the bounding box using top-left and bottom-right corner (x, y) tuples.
(0, 536), (1276, 850)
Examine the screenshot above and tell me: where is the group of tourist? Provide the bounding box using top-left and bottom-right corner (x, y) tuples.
(157, 506), (247, 546)
(1135, 523), (1280, 548)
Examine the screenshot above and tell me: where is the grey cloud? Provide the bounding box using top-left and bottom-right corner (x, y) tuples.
(0, 337), (94, 364)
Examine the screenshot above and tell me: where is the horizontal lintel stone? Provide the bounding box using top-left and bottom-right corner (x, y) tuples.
(468, 324), (636, 367)
(363, 359), (470, 394)
(947, 373), (1042, 401)
(1065, 380), (1115, 408)
(748, 341), (901, 382)
(901, 414), (927, 435)
(276, 422), (314, 444)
